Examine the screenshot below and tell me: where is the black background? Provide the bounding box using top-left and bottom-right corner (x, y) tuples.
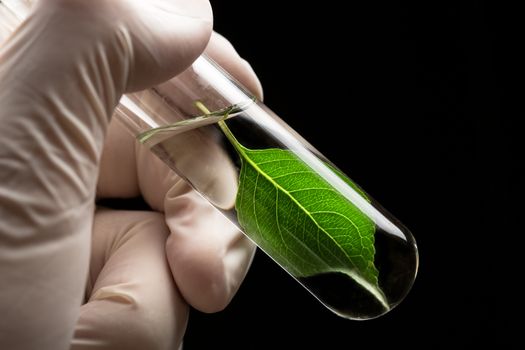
(183, 1), (521, 348)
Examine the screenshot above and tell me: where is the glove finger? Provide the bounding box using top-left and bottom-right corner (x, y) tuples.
(96, 117), (141, 199)
(205, 32), (263, 101)
(72, 208), (187, 350)
(121, 0), (213, 91)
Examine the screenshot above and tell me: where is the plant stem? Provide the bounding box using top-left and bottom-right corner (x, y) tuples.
(194, 101), (243, 153)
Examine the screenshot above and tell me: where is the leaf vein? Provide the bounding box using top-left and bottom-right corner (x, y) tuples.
(242, 150), (361, 271)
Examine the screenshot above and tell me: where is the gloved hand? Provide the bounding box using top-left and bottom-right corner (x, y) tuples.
(0, 1), (262, 349)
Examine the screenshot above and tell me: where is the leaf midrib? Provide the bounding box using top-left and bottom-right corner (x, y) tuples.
(219, 121), (360, 271)
(218, 120), (389, 310)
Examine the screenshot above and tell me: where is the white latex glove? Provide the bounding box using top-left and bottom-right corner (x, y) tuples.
(0, 1), (262, 349)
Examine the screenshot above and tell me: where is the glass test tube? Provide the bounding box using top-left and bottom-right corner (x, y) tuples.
(1, 0), (418, 320)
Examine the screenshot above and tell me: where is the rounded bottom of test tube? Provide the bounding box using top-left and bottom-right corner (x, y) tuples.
(300, 226), (418, 320)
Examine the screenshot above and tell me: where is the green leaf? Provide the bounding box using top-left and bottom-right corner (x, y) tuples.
(219, 121), (388, 309)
